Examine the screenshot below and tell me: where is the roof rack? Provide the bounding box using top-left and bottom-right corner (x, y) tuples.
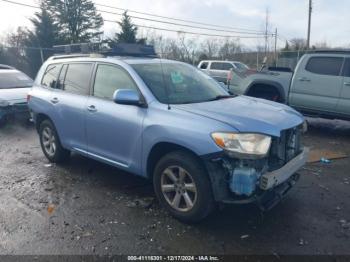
(48, 54), (105, 61)
(103, 43), (157, 58)
(51, 43), (158, 59)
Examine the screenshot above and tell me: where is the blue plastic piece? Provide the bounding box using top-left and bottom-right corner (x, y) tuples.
(230, 167), (259, 196)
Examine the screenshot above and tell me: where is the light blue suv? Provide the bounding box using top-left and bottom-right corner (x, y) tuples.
(28, 48), (308, 222)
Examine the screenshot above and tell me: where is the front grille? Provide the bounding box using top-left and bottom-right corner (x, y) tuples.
(268, 125), (302, 171)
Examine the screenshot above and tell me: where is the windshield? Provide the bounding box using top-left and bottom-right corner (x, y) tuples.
(234, 62), (249, 71)
(131, 62), (228, 104)
(0, 71), (33, 89)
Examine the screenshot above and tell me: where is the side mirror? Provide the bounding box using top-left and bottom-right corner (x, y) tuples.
(113, 89), (144, 106)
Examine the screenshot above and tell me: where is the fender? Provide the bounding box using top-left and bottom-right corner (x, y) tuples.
(245, 80), (287, 103)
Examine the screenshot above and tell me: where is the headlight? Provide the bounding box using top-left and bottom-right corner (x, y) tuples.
(0, 99), (10, 107)
(211, 132), (272, 159)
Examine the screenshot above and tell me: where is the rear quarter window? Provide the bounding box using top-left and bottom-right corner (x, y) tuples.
(305, 57), (343, 76)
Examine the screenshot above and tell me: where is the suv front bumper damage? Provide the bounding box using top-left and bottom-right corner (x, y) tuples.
(203, 147), (309, 211)
(260, 147), (309, 190)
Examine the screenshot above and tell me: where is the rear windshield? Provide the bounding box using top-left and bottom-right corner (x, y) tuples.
(0, 71), (33, 89)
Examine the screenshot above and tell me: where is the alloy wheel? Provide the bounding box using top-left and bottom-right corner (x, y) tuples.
(42, 126), (56, 157)
(160, 166), (197, 212)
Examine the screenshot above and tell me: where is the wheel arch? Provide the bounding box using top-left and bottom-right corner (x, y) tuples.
(146, 142), (204, 180)
(35, 113), (52, 132)
(245, 80), (286, 103)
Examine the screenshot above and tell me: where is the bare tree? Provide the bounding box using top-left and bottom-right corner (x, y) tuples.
(290, 38), (307, 51)
(200, 39), (219, 59)
(218, 38), (242, 60)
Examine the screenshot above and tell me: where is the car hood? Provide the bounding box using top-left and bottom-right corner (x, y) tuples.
(0, 87), (31, 104)
(173, 96), (304, 137)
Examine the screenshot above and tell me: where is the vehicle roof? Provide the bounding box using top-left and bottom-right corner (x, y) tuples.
(303, 50), (350, 57)
(46, 55), (182, 65)
(303, 53), (350, 58)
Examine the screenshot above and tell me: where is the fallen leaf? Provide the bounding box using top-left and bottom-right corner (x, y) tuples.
(47, 204), (55, 215)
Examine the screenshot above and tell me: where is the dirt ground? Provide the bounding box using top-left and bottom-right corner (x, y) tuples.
(0, 118), (349, 255)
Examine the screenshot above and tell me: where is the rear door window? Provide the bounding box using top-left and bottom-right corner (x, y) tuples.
(41, 64), (62, 88)
(93, 64), (138, 100)
(63, 63), (93, 95)
(305, 57), (343, 76)
(210, 62), (223, 70)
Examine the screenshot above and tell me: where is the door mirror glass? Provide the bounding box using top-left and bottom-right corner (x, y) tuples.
(113, 89), (141, 106)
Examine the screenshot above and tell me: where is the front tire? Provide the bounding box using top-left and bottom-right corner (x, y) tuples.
(39, 119), (70, 163)
(153, 151), (215, 223)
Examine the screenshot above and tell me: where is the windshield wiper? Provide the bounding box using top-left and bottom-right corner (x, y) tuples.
(208, 95), (236, 101)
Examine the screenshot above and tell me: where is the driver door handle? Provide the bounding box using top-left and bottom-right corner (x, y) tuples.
(344, 82), (350, 86)
(87, 105), (97, 112)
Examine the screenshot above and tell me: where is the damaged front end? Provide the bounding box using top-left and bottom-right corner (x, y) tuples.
(204, 125), (309, 211)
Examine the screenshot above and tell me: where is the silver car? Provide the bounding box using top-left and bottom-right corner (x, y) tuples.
(0, 66), (33, 125)
(198, 60), (249, 83)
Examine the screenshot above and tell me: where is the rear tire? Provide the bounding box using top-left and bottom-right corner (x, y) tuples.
(39, 119), (70, 163)
(153, 151), (215, 223)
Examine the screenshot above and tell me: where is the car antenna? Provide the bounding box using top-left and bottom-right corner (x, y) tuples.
(159, 55), (171, 110)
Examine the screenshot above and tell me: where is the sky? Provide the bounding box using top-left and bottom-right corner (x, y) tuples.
(0, 0), (349, 49)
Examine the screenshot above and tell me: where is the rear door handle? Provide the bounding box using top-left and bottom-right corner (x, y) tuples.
(50, 97), (59, 104)
(298, 77), (311, 82)
(87, 105), (97, 112)
(344, 82), (350, 86)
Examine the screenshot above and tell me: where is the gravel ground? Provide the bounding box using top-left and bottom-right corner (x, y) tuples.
(0, 118), (349, 255)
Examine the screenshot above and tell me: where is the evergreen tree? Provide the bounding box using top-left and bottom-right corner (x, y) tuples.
(46, 0), (103, 43)
(27, 2), (61, 48)
(24, 2), (61, 76)
(109, 11), (146, 48)
(282, 41), (290, 51)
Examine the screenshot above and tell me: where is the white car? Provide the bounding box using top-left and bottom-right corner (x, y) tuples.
(0, 65), (33, 125)
(198, 60), (249, 84)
